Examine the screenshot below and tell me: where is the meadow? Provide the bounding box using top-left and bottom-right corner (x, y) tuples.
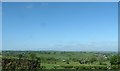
(1, 51), (120, 70)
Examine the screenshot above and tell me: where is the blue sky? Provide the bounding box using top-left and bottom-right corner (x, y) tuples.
(2, 2), (118, 51)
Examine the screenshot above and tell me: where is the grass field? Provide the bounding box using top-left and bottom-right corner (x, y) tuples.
(1, 51), (119, 70)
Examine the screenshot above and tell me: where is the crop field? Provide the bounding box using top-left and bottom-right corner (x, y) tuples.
(1, 51), (120, 70)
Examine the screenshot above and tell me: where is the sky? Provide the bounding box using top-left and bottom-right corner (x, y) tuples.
(2, 2), (118, 51)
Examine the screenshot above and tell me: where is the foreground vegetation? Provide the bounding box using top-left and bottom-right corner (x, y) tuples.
(1, 51), (120, 70)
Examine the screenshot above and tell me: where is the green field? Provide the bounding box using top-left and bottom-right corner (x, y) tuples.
(2, 51), (120, 70)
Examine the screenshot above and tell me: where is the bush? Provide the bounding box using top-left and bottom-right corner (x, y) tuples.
(61, 65), (73, 69)
(2, 58), (41, 70)
(74, 65), (108, 70)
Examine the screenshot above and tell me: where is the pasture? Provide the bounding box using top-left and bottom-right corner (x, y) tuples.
(1, 51), (120, 70)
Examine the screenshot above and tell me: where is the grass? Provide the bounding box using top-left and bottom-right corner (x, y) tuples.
(2, 51), (118, 69)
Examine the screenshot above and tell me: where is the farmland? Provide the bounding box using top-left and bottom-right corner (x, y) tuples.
(1, 51), (120, 70)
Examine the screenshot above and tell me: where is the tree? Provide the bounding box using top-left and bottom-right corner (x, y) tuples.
(18, 54), (23, 60)
(29, 53), (36, 60)
(110, 55), (120, 65)
(66, 60), (69, 64)
(89, 57), (97, 64)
